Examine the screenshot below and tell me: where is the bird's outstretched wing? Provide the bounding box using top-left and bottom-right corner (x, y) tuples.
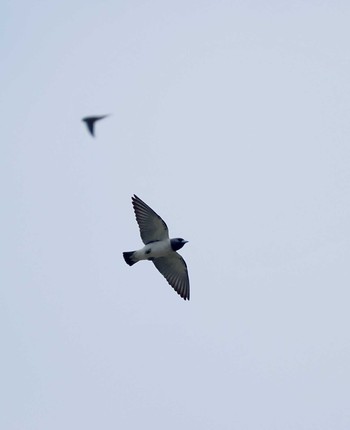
(85, 119), (95, 136)
(132, 195), (169, 244)
(153, 253), (190, 300)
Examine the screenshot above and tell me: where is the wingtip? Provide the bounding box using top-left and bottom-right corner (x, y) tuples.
(182, 289), (190, 301)
(132, 194), (142, 204)
(178, 290), (190, 301)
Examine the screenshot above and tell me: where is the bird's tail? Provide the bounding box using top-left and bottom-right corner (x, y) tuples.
(123, 251), (138, 266)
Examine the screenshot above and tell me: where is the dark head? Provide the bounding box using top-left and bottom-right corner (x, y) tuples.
(170, 238), (188, 251)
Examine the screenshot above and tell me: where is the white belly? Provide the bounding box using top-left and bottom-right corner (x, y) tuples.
(135, 240), (171, 261)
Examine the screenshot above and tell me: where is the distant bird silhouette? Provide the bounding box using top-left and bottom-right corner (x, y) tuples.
(82, 115), (109, 137)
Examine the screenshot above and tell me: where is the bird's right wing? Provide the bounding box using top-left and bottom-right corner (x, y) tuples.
(132, 195), (169, 244)
(153, 253), (190, 301)
(86, 121), (94, 136)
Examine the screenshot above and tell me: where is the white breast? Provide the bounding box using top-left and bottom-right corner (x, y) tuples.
(135, 239), (172, 260)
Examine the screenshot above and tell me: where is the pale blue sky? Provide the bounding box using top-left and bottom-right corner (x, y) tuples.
(2, 1), (350, 429)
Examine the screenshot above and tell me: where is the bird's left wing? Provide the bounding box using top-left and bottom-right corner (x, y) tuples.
(153, 253), (190, 300)
(132, 195), (169, 244)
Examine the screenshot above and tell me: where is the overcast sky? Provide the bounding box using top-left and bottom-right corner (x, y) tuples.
(2, 1), (350, 429)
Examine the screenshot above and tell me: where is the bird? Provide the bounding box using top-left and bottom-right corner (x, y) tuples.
(82, 114), (109, 137)
(123, 194), (190, 301)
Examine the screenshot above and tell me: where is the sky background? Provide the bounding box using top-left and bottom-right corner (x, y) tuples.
(2, 1), (350, 429)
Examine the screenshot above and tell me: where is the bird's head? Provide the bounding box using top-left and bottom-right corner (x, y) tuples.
(170, 238), (188, 251)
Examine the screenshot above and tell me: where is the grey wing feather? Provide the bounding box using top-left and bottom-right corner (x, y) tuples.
(132, 195), (169, 244)
(153, 253), (190, 300)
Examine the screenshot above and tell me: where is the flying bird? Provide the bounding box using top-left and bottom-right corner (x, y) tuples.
(82, 114), (109, 137)
(123, 195), (190, 300)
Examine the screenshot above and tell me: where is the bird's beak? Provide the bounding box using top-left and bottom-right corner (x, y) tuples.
(184, 240), (189, 244)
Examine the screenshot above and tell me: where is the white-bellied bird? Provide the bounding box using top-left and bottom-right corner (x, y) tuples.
(123, 195), (190, 300)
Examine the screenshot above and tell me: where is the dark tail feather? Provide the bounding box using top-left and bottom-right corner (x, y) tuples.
(123, 251), (137, 266)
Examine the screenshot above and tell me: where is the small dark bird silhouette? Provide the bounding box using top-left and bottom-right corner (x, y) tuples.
(82, 115), (109, 137)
